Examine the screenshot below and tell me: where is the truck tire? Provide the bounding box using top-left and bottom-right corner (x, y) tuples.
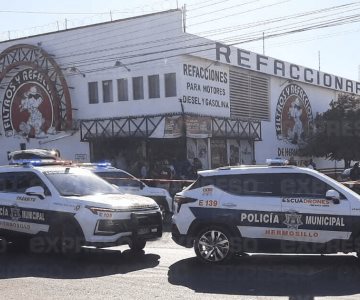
(58, 223), (83, 255)
(129, 238), (146, 252)
(194, 225), (235, 264)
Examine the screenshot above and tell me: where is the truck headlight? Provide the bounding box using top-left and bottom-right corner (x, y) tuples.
(86, 206), (118, 215)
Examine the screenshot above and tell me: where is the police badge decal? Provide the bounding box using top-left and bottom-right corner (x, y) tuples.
(283, 210), (303, 230)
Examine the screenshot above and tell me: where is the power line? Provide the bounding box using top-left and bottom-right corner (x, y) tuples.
(186, 0), (230, 7)
(0, 3), (179, 38)
(216, 7), (360, 44)
(33, 1), (299, 60)
(193, 2), (359, 37)
(79, 13), (360, 76)
(0, 0), (264, 45)
(0, 10), (114, 15)
(46, 1), (356, 62)
(51, 3), (360, 70)
(188, 0), (239, 11)
(32, 11), (360, 79)
(1, 2), (360, 81)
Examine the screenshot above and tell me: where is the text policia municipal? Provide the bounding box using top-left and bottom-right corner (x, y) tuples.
(215, 43), (360, 95)
(240, 212), (345, 227)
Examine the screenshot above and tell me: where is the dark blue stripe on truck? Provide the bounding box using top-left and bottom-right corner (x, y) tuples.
(189, 207), (359, 232)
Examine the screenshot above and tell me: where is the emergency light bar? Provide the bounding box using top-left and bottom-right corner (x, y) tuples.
(77, 162), (112, 168)
(266, 158), (289, 166)
(8, 149), (60, 161)
(10, 159), (72, 166)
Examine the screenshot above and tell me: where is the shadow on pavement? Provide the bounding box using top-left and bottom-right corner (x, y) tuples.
(162, 221), (172, 232)
(168, 254), (360, 298)
(0, 247), (160, 279)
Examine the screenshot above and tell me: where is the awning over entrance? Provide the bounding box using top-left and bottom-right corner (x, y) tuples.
(80, 113), (262, 141)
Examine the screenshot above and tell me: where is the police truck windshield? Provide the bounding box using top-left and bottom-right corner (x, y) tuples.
(45, 170), (121, 196)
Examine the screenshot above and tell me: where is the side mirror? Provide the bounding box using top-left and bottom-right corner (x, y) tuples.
(326, 189), (340, 204)
(182, 185), (188, 190)
(25, 186), (45, 200)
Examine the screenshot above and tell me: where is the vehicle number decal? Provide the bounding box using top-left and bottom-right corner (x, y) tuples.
(98, 212), (113, 218)
(199, 200), (218, 207)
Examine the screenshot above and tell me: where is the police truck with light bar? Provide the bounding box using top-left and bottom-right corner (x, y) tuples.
(0, 155), (162, 253)
(172, 159), (360, 263)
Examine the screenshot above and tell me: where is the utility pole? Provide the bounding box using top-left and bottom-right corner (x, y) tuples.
(110, 10), (113, 21)
(182, 4), (186, 33)
(262, 32), (265, 55)
(318, 51), (321, 71)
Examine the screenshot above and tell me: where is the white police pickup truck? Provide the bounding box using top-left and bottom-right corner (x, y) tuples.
(0, 159), (162, 253)
(172, 160), (360, 263)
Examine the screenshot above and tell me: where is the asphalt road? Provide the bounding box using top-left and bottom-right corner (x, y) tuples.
(1, 231), (360, 300)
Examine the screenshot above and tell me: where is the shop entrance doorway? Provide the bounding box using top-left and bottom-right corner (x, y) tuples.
(90, 137), (186, 178)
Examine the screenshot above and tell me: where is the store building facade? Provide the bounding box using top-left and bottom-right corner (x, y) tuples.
(0, 9), (359, 174)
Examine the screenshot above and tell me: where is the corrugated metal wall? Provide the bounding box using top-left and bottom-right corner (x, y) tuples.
(229, 68), (270, 121)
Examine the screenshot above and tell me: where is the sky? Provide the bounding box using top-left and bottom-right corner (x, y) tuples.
(0, 0), (359, 81)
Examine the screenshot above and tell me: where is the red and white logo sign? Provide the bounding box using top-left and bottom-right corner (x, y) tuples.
(2, 69), (57, 138)
(275, 83), (313, 146)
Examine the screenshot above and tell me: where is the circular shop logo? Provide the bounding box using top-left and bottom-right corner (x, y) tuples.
(275, 83), (313, 146)
(2, 69), (56, 138)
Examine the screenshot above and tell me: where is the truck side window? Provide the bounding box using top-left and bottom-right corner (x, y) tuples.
(196, 174), (277, 196)
(0, 172), (16, 193)
(15, 172), (51, 196)
(278, 173), (343, 198)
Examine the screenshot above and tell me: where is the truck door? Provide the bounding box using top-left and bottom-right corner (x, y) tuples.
(217, 173), (284, 242)
(280, 172), (351, 246)
(0, 171), (51, 236)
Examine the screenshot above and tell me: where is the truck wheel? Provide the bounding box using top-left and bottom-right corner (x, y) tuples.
(129, 238), (146, 251)
(59, 223), (83, 255)
(194, 226), (234, 263)
(44, 222), (83, 255)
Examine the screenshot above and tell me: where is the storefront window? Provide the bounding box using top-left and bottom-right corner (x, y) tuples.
(117, 78), (128, 101)
(91, 138), (144, 175)
(88, 82), (98, 104)
(240, 140), (253, 164)
(148, 75), (160, 98)
(165, 73), (176, 97)
(102, 80), (113, 103)
(132, 76), (144, 100)
(187, 138), (209, 170)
